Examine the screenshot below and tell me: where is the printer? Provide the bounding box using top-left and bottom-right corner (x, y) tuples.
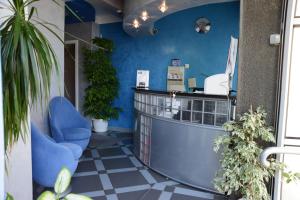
(204, 36), (238, 96)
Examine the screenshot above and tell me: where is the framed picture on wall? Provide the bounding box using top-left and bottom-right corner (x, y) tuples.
(167, 66), (185, 92)
(136, 70), (150, 89)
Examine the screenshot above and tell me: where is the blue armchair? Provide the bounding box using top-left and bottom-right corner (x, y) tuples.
(49, 96), (91, 150)
(31, 123), (82, 187)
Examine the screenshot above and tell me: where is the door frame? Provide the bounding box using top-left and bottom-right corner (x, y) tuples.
(274, 0), (299, 199)
(65, 40), (79, 110)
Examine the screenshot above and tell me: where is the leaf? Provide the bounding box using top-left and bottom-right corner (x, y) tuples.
(1, 0), (61, 151)
(52, 0), (83, 23)
(28, 6), (36, 20)
(37, 191), (56, 200)
(82, 38), (120, 120)
(54, 167), (72, 194)
(214, 107), (275, 199)
(65, 194), (93, 200)
(6, 193), (14, 200)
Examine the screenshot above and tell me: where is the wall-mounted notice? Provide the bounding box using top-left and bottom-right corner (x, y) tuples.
(167, 66), (185, 92)
(136, 70), (149, 89)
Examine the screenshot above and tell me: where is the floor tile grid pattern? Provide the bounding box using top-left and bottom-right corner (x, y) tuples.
(70, 132), (226, 200)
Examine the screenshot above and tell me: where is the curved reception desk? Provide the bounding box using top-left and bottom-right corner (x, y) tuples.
(133, 89), (236, 194)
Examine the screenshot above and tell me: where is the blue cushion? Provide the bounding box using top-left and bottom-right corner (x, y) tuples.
(44, 133), (55, 142)
(60, 143), (83, 160)
(62, 128), (91, 141)
(31, 123), (79, 187)
(49, 97), (92, 150)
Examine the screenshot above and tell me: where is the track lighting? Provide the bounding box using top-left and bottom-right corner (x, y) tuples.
(141, 11), (149, 21)
(159, 1), (168, 13)
(132, 19), (140, 29)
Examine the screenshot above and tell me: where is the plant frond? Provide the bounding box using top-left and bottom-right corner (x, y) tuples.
(1, 0), (60, 151)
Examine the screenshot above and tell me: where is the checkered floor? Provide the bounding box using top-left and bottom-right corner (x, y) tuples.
(69, 131), (226, 200)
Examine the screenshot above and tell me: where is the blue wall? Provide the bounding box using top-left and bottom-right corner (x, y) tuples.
(65, 0), (95, 24)
(100, 2), (240, 129)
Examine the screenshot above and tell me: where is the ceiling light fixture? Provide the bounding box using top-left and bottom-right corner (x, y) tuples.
(159, 1), (168, 13)
(132, 19), (140, 29)
(141, 11), (149, 21)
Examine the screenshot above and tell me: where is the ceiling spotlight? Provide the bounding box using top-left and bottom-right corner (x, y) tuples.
(159, 1), (168, 13)
(141, 11), (149, 21)
(132, 19), (140, 29)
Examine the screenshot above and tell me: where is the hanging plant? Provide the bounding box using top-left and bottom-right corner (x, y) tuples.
(0, 0), (67, 151)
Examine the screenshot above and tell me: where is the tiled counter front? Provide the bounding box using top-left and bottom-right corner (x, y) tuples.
(133, 89), (235, 194)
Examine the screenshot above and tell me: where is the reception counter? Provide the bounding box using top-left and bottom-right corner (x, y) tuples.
(133, 89), (236, 194)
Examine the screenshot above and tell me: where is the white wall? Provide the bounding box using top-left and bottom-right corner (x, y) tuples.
(0, 1), (33, 199)
(0, 1), (9, 198)
(0, 0), (65, 199)
(0, 15), (6, 200)
(30, 0), (65, 134)
(65, 22), (99, 113)
(4, 135), (32, 200)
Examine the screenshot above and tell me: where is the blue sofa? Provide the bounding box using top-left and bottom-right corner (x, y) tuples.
(49, 96), (91, 150)
(31, 123), (82, 187)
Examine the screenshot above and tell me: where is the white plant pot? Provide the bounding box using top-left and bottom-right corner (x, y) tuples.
(92, 119), (108, 133)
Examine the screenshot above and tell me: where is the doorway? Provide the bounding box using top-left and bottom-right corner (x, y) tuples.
(64, 40), (79, 110)
(272, 0), (300, 199)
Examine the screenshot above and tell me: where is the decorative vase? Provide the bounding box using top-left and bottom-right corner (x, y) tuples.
(92, 119), (108, 133)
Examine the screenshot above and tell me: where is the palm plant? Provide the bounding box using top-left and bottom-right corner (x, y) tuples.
(0, 0), (64, 151)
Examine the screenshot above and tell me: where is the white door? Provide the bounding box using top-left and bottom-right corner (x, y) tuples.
(261, 0), (300, 199)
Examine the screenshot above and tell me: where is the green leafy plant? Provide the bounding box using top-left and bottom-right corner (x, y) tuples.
(83, 37), (120, 120)
(0, 0), (63, 151)
(38, 167), (92, 200)
(214, 107), (300, 200)
(0, 0), (82, 151)
(0, 1), (83, 199)
(5, 193), (13, 200)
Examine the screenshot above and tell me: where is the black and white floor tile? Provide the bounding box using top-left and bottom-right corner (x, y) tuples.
(69, 131), (227, 200)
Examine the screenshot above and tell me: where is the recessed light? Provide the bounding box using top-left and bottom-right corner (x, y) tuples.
(159, 1), (168, 13)
(141, 11), (149, 21)
(132, 19), (140, 29)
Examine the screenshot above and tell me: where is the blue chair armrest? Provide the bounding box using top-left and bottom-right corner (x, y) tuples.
(78, 115), (91, 129)
(32, 138), (78, 187)
(49, 113), (65, 142)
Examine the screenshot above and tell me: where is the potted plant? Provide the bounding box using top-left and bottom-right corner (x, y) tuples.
(1, 0), (81, 150)
(0, 0), (65, 150)
(214, 107), (300, 200)
(37, 168), (91, 200)
(1, 1), (83, 199)
(83, 37), (120, 133)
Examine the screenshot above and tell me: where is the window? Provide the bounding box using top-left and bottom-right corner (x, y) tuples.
(134, 92), (232, 127)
